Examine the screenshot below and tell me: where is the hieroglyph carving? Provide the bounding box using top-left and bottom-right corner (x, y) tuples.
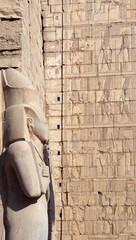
(2, 69), (50, 240)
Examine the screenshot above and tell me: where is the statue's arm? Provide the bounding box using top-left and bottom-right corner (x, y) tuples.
(7, 141), (41, 198)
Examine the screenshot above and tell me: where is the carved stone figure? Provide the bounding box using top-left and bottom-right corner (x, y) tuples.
(2, 69), (49, 240)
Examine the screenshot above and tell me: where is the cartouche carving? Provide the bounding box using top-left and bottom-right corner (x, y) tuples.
(2, 68), (49, 240)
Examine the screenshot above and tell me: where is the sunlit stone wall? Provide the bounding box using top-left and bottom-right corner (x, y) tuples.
(42, 0), (136, 239)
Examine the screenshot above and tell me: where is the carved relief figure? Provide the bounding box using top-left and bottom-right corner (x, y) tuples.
(2, 69), (50, 240)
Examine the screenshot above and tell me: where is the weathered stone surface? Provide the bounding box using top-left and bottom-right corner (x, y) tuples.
(0, 0), (22, 19)
(42, 0), (136, 239)
(2, 68), (49, 240)
(0, 20), (22, 50)
(0, 0), (136, 239)
(0, 1), (22, 68)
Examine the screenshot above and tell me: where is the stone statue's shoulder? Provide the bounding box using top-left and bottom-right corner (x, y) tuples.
(8, 141), (31, 158)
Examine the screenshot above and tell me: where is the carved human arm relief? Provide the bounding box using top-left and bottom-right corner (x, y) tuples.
(6, 141), (41, 198)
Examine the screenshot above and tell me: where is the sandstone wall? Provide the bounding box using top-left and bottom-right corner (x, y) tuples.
(1, 0), (136, 240)
(21, 0), (44, 104)
(42, 0), (136, 239)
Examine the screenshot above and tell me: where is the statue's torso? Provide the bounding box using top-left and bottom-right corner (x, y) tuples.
(5, 141), (48, 240)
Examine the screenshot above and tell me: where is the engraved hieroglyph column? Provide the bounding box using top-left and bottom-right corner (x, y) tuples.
(2, 68), (50, 240)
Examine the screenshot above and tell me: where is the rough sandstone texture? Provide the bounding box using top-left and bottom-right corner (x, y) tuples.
(1, 0), (136, 240)
(42, 0), (136, 240)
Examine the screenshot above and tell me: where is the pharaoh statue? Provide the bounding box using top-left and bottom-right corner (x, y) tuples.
(2, 68), (50, 240)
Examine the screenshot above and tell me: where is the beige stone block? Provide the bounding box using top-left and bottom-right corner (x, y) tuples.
(43, 29), (56, 41)
(87, 91), (95, 103)
(75, 26), (92, 39)
(115, 220), (127, 234)
(0, 54), (21, 68)
(63, 104), (72, 116)
(63, 65), (80, 78)
(63, 39), (79, 52)
(0, 0), (22, 18)
(98, 62), (121, 75)
(55, 207), (62, 221)
(62, 207), (73, 221)
(62, 221), (70, 231)
(79, 38), (95, 51)
(94, 114), (114, 126)
(43, 16), (54, 27)
(51, 5), (62, 13)
(122, 62), (136, 74)
(110, 36), (126, 50)
(44, 40), (62, 53)
(80, 64), (97, 77)
(109, 2), (122, 22)
(88, 77), (99, 90)
(55, 192), (62, 207)
(63, 91), (79, 104)
(70, 221), (84, 235)
(93, 179), (112, 192)
(110, 89), (123, 102)
(63, 166), (82, 179)
(48, 116), (61, 129)
(85, 206), (103, 221)
(123, 139), (133, 153)
(49, 142), (62, 155)
(63, 78), (72, 91)
(113, 180), (126, 192)
(64, 51), (89, 65)
(81, 166), (97, 178)
(49, 155), (61, 168)
(42, 4), (50, 15)
(62, 154), (73, 167)
(55, 27), (62, 41)
(72, 207), (84, 221)
(68, 192), (90, 206)
(72, 154), (85, 167)
(45, 53), (61, 67)
(67, 180), (92, 193)
(45, 79), (61, 92)
(49, 130), (61, 142)
(45, 67), (61, 80)
(53, 167), (61, 179)
(48, 0), (61, 4)
(63, 129), (72, 141)
(111, 192), (126, 206)
(80, 78), (88, 91)
(68, 10), (87, 25)
(62, 233), (72, 240)
(92, 2), (109, 23)
(63, 0), (85, 3)
(73, 236), (88, 240)
(53, 13), (62, 26)
(127, 0), (136, 9)
(46, 92), (62, 104)
(0, 20), (22, 50)
(55, 179), (63, 193)
(63, 27), (75, 40)
(116, 166), (125, 177)
(84, 221), (93, 234)
(70, 79), (81, 91)
(48, 104), (61, 117)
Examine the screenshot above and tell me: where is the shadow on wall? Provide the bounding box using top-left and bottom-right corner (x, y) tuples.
(43, 146), (55, 240)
